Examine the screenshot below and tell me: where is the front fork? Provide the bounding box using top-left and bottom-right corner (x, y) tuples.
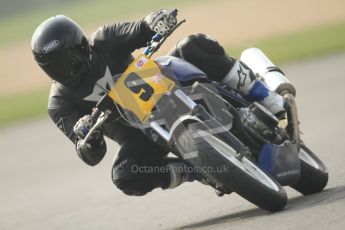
(283, 93), (300, 149)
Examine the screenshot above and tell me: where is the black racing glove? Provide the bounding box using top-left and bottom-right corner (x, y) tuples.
(73, 115), (101, 141)
(73, 115), (106, 166)
(144, 9), (178, 36)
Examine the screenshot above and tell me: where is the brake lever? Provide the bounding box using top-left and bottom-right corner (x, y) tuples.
(81, 110), (111, 145)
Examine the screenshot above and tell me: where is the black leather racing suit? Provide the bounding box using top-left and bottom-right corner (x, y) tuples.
(48, 19), (235, 195)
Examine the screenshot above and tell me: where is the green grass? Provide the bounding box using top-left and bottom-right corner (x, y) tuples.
(0, 0), (203, 47)
(227, 22), (345, 64)
(0, 89), (49, 126)
(1, 21), (345, 127)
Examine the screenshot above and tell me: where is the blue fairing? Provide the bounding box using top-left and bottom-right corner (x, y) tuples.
(155, 56), (207, 82)
(258, 141), (301, 186)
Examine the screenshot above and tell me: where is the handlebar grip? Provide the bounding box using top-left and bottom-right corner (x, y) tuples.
(91, 108), (101, 123)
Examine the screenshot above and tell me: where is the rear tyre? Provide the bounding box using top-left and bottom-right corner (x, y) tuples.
(174, 125), (287, 212)
(291, 144), (328, 195)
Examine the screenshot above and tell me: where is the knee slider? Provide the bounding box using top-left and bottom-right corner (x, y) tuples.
(112, 158), (149, 196)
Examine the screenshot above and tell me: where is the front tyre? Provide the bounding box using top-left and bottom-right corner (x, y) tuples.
(291, 144), (328, 195)
(175, 126), (287, 212)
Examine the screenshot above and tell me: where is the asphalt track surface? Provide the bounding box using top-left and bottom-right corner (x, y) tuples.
(1, 53), (345, 230)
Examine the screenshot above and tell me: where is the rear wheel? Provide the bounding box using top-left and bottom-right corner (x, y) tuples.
(174, 125), (287, 212)
(291, 144), (328, 195)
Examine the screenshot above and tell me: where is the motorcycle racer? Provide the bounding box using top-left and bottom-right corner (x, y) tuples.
(31, 10), (284, 195)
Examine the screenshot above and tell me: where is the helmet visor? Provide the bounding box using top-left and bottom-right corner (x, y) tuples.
(39, 46), (89, 85)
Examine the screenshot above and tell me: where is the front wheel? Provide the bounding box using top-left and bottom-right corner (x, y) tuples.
(291, 144), (328, 195)
(174, 125), (287, 212)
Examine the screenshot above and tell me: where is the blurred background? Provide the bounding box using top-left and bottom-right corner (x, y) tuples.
(0, 0), (345, 127)
(1, 1), (345, 230)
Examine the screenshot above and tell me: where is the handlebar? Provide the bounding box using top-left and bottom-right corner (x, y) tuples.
(84, 17), (186, 142)
(82, 108), (110, 145)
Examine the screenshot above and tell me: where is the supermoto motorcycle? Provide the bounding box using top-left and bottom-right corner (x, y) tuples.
(82, 20), (328, 212)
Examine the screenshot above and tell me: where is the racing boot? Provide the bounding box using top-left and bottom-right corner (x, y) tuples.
(165, 162), (206, 189)
(221, 60), (285, 117)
